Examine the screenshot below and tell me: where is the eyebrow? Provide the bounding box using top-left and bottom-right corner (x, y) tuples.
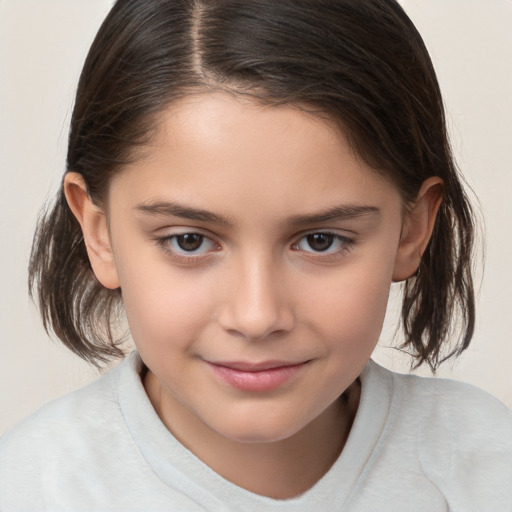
(288, 204), (380, 226)
(135, 201), (233, 226)
(135, 201), (380, 226)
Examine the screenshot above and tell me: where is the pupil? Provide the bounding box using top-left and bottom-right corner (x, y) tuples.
(307, 233), (333, 252)
(177, 234), (203, 251)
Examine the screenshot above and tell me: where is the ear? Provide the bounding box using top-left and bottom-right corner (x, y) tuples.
(63, 172), (121, 289)
(393, 177), (443, 282)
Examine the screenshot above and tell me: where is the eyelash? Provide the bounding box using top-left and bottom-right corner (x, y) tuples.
(154, 232), (221, 264)
(291, 232), (355, 260)
(154, 231), (355, 264)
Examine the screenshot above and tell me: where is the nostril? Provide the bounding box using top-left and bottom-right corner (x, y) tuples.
(216, 261), (295, 340)
(218, 300), (295, 341)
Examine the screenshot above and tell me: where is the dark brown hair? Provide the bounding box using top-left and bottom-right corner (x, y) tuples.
(29, 0), (475, 369)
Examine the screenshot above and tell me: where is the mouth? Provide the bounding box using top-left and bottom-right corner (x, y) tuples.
(205, 360), (310, 392)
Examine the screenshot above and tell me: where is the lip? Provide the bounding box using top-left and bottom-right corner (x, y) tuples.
(206, 360), (309, 392)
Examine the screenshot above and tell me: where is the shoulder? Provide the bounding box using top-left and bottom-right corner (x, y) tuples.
(0, 361), (120, 458)
(383, 362), (512, 436)
(0, 352), (205, 511)
(367, 359), (512, 451)
(0, 356), (133, 507)
(368, 360), (512, 508)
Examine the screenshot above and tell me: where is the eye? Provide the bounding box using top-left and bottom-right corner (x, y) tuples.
(293, 232), (353, 255)
(172, 233), (207, 253)
(156, 232), (219, 258)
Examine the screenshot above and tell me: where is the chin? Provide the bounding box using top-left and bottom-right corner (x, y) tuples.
(211, 411), (305, 444)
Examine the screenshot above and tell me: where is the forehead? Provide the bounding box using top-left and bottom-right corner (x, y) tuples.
(109, 92), (402, 222)
(152, 92), (347, 163)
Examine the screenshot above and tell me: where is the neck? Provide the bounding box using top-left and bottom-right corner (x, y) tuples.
(144, 370), (360, 499)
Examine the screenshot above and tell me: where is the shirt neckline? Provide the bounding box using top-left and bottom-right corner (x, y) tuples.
(117, 351), (394, 511)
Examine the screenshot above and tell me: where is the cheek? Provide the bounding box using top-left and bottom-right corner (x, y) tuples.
(302, 257), (395, 350)
(115, 248), (217, 352)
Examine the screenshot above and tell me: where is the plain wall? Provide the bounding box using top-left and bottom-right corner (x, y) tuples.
(0, 0), (511, 435)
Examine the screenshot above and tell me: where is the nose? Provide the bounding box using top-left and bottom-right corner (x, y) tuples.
(218, 254), (295, 341)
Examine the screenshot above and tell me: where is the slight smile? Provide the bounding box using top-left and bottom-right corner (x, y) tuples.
(206, 360), (311, 392)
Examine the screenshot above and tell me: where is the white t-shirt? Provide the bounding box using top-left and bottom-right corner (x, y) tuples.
(1, 351), (511, 511)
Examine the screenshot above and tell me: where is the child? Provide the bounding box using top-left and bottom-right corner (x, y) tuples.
(1, 0), (511, 510)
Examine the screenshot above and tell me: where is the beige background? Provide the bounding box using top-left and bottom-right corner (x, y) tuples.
(1, 0), (511, 435)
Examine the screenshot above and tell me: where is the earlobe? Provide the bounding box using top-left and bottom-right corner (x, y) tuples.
(392, 177), (443, 282)
(63, 172), (121, 290)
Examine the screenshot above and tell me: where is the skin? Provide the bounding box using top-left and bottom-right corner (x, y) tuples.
(65, 92), (442, 499)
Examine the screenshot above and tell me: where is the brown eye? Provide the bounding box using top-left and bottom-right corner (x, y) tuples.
(156, 232), (219, 260)
(293, 232), (354, 256)
(305, 233), (334, 252)
(175, 233), (204, 252)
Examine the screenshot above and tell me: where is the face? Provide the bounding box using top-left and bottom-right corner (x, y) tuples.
(100, 93), (409, 444)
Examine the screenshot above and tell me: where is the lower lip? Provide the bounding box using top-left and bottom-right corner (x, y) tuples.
(207, 362), (307, 392)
